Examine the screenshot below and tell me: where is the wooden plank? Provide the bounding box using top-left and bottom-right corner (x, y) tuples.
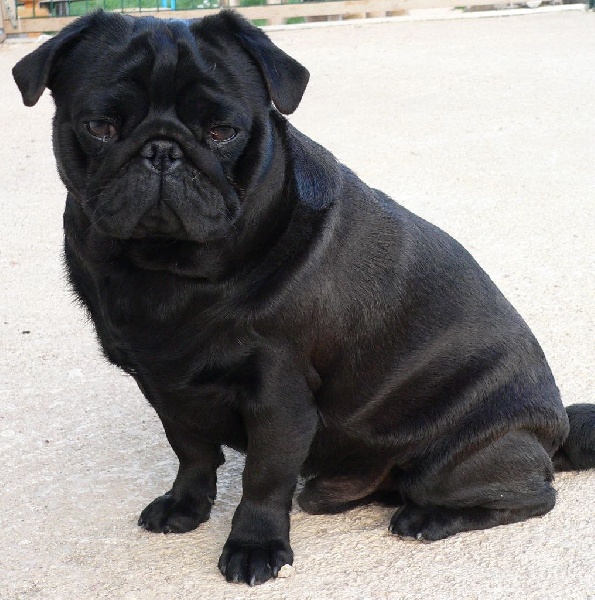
(5, 0), (464, 34)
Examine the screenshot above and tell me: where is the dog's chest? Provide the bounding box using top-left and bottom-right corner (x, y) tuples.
(88, 276), (258, 449)
(107, 327), (255, 449)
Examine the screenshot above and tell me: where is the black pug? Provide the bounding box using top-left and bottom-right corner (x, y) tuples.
(13, 9), (595, 586)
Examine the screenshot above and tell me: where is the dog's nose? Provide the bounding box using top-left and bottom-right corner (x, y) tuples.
(140, 139), (183, 173)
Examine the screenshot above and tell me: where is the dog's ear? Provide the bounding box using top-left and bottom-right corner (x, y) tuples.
(12, 11), (105, 106)
(234, 17), (310, 115)
(198, 10), (310, 115)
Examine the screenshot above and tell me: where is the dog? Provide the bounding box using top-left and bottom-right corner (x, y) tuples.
(13, 9), (595, 586)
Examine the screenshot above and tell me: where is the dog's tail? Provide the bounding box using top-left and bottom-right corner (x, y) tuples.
(553, 404), (595, 471)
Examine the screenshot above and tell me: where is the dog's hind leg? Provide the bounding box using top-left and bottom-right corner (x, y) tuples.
(298, 462), (400, 514)
(389, 430), (556, 541)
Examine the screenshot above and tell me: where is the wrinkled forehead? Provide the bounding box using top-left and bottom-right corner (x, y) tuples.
(55, 17), (265, 112)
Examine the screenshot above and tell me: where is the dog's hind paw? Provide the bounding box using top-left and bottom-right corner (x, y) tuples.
(389, 504), (470, 541)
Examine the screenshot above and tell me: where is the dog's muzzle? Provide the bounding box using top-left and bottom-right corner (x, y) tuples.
(130, 139), (187, 238)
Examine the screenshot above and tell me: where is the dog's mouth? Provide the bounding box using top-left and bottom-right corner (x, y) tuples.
(130, 201), (186, 239)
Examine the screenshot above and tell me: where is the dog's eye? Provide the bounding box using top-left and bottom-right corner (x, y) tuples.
(86, 120), (118, 142)
(209, 126), (237, 144)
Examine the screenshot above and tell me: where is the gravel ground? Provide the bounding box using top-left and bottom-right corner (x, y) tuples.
(1, 10), (594, 600)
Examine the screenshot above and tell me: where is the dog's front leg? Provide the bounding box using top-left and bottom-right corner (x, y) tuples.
(138, 416), (225, 534)
(218, 368), (317, 586)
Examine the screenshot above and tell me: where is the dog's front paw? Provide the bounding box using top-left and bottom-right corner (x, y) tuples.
(138, 492), (211, 533)
(218, 539), (293, 586)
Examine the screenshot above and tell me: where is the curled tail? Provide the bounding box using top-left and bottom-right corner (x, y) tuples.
(553, 404), (595, 471)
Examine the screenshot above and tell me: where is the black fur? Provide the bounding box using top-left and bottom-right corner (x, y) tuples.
(13, 10), (595, 586)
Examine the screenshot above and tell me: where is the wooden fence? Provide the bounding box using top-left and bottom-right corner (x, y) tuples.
(3, 0), (586, 36)
(2, 0), (468, 35)
(2, 0), (18, 32)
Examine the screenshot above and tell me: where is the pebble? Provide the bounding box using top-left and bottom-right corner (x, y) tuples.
(277, 564), (295, 578)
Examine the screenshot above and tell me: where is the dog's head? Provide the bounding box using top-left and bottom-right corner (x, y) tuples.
(13, 10), (309, 246)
